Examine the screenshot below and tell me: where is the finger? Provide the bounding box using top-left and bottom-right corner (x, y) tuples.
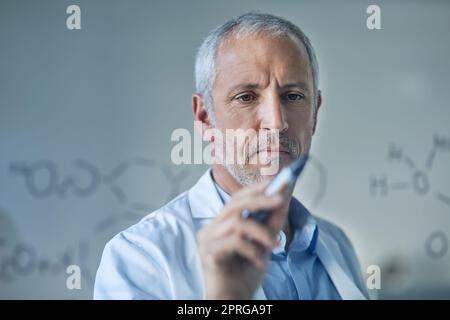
(235, 220), (278, 250)
(199, 220), (274, 270)
(231, 237), (268, 270)
(225, 193), (284, 217)
(199, 214), (237, 243)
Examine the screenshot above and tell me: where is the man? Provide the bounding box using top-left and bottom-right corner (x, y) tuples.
(94, 12), (368, 300)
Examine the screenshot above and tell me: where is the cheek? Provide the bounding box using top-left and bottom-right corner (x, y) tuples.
(286, 114), (314, 152)
(217, 108), (260, 130)
(286, 110), (314, 134)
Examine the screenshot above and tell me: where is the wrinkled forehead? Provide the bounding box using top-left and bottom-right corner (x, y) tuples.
(214, 32), (313, 90)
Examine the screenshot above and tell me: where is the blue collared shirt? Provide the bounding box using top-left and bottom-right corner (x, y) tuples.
(213, 181), (341, 300)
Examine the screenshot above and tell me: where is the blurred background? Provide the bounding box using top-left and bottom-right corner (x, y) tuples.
(0, 0), (449, 299)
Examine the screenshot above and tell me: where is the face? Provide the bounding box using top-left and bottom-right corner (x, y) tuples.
(209, 33), (319, 185)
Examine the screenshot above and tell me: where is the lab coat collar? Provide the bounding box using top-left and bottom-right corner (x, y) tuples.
(188, 168), (224, 219)
(316, 232), (367, 300)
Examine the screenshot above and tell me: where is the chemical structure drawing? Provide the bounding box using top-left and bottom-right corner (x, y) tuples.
(9, 158), (190, 214)
(369, 135), (450, 259)
(0, 237), (90, 284)
(2, 158), (199, 286)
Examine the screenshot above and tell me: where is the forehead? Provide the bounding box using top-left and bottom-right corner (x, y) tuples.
(214, 33), (313, 89)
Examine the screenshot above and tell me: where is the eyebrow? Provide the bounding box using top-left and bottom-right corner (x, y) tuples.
(226, 81), (308, 97)
(226, 83), (262, 97)
(282, 82), (308, 90)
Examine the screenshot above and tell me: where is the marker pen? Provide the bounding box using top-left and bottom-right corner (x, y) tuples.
(241, 154), (309, 223)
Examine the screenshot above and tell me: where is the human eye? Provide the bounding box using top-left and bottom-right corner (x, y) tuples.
(283, 92), (305, 102)
(235, 93), (256, 103)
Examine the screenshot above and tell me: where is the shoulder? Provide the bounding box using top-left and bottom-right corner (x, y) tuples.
(123, 191), (194, 242)
(106, 189), (198, 262)
(94, 191), (201, 299)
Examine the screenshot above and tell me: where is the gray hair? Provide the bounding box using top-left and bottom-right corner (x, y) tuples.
(194, 12), (320, 119)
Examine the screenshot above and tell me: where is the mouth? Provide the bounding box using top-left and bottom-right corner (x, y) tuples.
(249, 145), (291, 160)
(264, 145), (290, 154)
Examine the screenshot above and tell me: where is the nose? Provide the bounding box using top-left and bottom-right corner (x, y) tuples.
(259, 93), (288, 133)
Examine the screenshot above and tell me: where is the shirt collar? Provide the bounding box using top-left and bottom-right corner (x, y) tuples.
(212, 175), (318, 256)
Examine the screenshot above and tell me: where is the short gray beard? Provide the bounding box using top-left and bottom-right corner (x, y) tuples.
(225, 162), (263, 186)
(224, 134), (300, 186)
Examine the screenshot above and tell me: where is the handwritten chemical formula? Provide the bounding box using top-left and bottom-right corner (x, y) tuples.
(370, 135), (450, 259)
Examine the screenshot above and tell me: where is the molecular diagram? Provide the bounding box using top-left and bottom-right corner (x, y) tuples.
(0, 237), (91, 285)
(369, 135), (450, 259)
(1, 158), (198, 286)
(8, 158), (190, 214)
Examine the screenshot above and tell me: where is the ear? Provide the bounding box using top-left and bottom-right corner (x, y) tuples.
(312, 90), (322, 136)
(192, 93), (214, 141)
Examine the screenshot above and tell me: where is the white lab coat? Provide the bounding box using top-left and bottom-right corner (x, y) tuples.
(94, 169), (368, 300)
